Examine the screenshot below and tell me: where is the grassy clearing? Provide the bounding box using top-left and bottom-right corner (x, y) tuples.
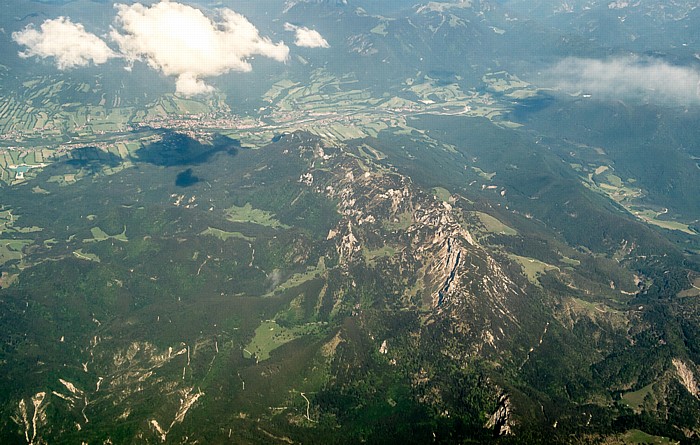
(243, 320), (325, 362)
(621, 383), (655, 413)
(585, 170), (642, 203)
(622, 429), (677, 444)
(32, 186), (50, 195)
(0, 209), (16, 233)
(370, 21), (388, 36)
(678, 276), (700, 297)
(472, 167), (496, 181)
(678, 287), (700, 297)
(559, 255), (581, 266)
(583, 171), (695, 235)
(73, 249), (100, 262)
(225, 203), (288, 229)
(84, 226), (128, 243)
(358, 144), (387, 161)
(267, 257), (327, 297)
(0, 239), (31, 265)
(509, 254), (558, 285)
(432, 187), (452, 203)
(566, 297), (628, 329)
(631, 209), (696, 235)
(47, 174), (79, 186)
(363, 245), (398, 263)
(473, 211), (517, 236)
(14, 226), (42, 233)
(0, 271), (18, 288)
(594, 165), (609, 175)
(200, 227), (254, 242)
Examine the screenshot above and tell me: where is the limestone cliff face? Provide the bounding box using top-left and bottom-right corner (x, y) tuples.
(673, 358), (700, 399)
(485, 394), (514, 436)
(306, 141), (527, 357)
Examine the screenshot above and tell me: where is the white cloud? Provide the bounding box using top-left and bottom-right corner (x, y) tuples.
(12, 17), (116, 69)
(284, 23), (329, 48)
(542, 56), (700, 106)
(110, 2), (290, 96)
(12, 2), (296, 96)
(176, 72), (214, 96)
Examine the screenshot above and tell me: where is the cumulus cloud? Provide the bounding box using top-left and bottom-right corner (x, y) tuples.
(542, 56), (700, 105)
(12, 2), (297, 96)
(12, 17), (116, 69)
(284, 23), (329, 48)
(111, 2), (290, 96)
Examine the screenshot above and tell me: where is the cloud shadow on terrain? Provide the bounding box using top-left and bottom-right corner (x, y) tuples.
(175, 168), (200, 187)
(135, 131), (239, 167)
(63, 146), (122, 174)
